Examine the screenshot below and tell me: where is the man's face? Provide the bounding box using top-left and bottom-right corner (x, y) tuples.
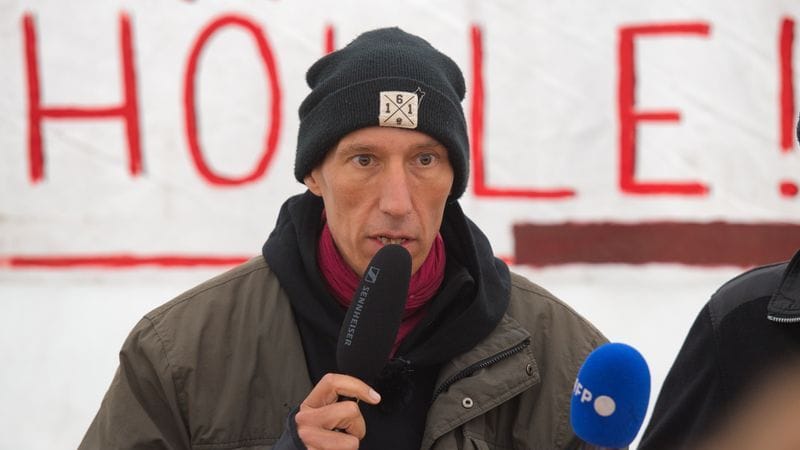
(305, 126), (454, 276)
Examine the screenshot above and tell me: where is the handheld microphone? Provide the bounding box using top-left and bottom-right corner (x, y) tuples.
(336, 244), (411, 384)
(570, 342), (650, 449)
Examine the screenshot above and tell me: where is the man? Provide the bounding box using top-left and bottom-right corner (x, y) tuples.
(80, 27), (606, 449)
(638, 248), (800, 450)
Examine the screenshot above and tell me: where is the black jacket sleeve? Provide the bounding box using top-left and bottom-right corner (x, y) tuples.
(637, 305), (724, 450)
(272, 407), (307, 450)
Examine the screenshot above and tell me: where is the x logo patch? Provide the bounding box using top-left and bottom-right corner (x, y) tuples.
(378, 89), (424, 129)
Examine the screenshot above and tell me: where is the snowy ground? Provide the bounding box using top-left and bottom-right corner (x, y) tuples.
(0, 263), (743, 450)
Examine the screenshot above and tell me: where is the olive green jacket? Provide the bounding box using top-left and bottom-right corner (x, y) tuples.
(79, 256), (605, 450)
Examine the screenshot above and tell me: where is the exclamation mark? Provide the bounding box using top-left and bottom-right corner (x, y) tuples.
(324, 24), (335, 55)
(779, 17), (798, 198)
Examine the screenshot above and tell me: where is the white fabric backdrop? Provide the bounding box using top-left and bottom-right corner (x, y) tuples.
(2, 1), (799, 448)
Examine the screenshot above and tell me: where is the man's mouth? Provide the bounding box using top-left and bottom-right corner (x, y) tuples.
(377, 236), (408, 245)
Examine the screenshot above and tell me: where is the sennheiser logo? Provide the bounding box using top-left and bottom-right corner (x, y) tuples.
(365, 266), (380, 284)
(342, 265), (381, 346)
(343, 284), (369, 347)
(378, 88), (425, 129)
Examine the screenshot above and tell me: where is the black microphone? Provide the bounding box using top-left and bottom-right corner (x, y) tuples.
(336, 244), (412, 384)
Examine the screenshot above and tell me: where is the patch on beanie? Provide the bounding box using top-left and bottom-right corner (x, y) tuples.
(379, 88), (425, 129)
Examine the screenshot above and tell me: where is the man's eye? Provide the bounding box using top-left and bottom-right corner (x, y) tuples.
(354, 155), (372, 166)
(418, 153), (436, 166)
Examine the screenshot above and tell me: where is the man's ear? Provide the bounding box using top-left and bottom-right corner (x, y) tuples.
(304, 171), (323, 197)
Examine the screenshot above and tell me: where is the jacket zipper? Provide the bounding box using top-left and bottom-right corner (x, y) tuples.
(767, 314), (800, 324)
(431, 338), (531, 402)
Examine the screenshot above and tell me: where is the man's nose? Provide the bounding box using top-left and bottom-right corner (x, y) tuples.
(378, 164), (413, 217)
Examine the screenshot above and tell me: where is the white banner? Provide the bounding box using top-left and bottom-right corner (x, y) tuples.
(2, 0), (799, 261)
(1, 2), (800, 448)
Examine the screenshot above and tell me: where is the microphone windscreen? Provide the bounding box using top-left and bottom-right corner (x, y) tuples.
(336, 244), (411, 383)
(570, 342), (650, 448)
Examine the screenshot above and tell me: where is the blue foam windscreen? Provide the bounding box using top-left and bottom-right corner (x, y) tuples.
(570, 342), (650, 448)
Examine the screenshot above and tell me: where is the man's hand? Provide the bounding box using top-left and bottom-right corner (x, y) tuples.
(294, 373), (382, 450)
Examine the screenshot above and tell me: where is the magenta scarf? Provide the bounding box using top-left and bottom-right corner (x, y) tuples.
(318, 222), (446, 355)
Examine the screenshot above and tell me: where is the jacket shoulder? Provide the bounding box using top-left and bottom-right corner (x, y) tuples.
(146, 256), (276, 321)
(507, 271), (606, 348)
(138, 255), (296, 368)
(708, 261), (787, 323)
(121, 255), (309, 446)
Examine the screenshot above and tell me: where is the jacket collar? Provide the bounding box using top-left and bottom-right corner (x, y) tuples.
(767, 249), (800, 323)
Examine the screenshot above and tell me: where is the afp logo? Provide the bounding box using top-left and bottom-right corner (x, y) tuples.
(573, 378), (617, 417)
(365, 266), (381, 284)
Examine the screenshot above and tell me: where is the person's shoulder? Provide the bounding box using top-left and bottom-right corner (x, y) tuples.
(144, 255), (284, 326)
(508, 270), (558, 302)
(507, 270), (598, 328)
(125, 256), (294, 366)
(506, 270), (606, 348)
(707, 260), (788, 321)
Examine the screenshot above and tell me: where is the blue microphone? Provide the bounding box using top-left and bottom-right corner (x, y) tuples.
(570, 342), (650, 449)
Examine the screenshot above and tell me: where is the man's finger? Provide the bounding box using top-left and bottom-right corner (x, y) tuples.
(296, 400), (367, 439)
(302, 373), (381, 408)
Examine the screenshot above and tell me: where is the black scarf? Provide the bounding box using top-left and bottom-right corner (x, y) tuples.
(262, 191), (510, 448)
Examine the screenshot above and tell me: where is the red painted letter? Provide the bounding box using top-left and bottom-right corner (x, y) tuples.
(324, 24), (335, 54)
(184, 15), (282, 186)
(23, 12), (142, 183)
(618, 23), (711, 195)
(779, 17), (799, 198)
(470, 25), (575, 199)
(780, 17), (795, 153)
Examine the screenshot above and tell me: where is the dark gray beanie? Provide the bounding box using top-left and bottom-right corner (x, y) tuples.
(295, 27), (469, 199)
